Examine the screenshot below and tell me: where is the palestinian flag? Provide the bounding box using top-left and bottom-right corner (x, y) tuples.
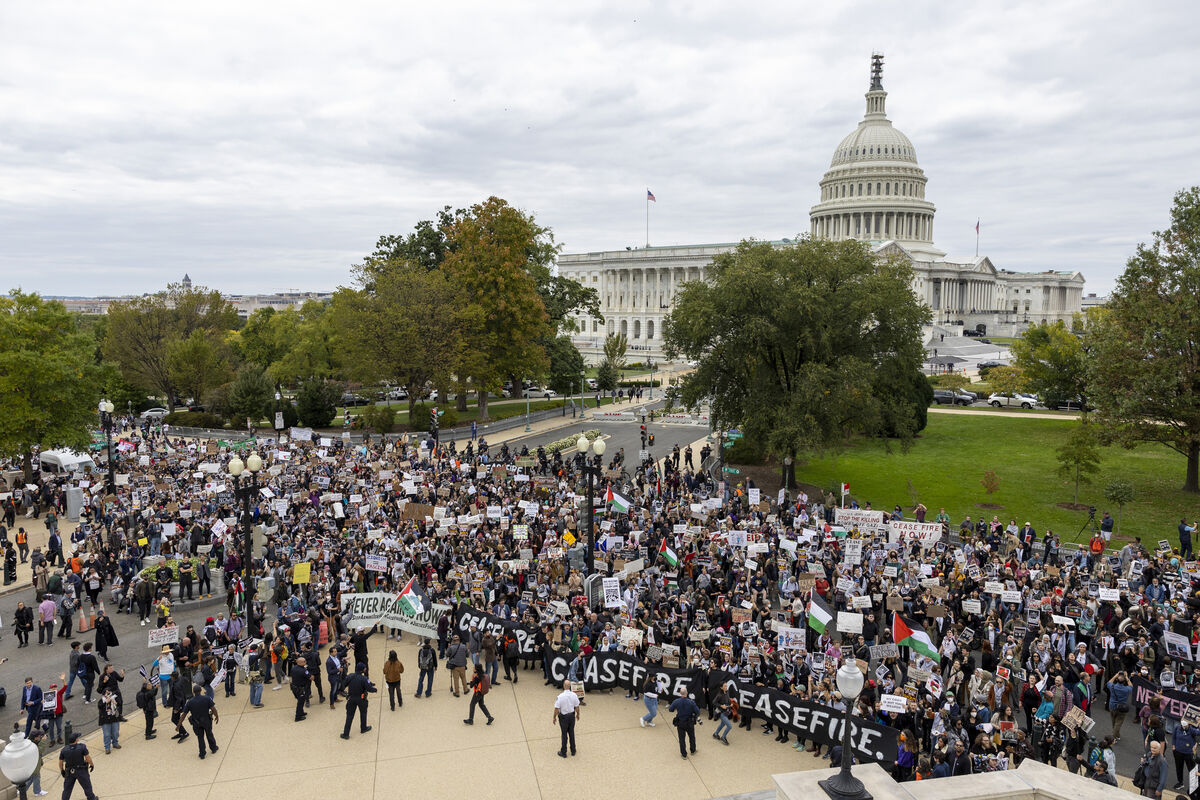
(606, 486), (631, 513)
(892, 612), (939, 660)
(808, 594), (833, 633)
(397, 577), (427, 616)
(658, 539), (679, 568)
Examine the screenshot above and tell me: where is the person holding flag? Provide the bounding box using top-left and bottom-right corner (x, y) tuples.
(892, 612), (939, 662)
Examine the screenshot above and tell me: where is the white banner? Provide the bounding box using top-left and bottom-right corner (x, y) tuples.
(887, 520), (943, 547)
(365, 553), (388, 572)
(340, 592), (449, 639)
(835, 508), (886, 533)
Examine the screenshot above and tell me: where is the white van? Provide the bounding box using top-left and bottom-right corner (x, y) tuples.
(38, 449), (97, 477)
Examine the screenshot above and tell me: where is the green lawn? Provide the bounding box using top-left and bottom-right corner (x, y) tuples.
(793, 414), (1193, 546)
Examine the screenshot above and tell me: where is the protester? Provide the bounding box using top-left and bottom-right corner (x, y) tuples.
(383, 650), (404, 710)
(463, 663), (494, 726)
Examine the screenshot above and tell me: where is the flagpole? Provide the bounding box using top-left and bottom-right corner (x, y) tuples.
(645, 192), (649, 248)
(975, 219), (980, 258)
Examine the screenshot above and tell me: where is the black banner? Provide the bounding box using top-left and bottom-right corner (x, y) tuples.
(1132, 676), (1197, 724)
(452, 606), (899, 762)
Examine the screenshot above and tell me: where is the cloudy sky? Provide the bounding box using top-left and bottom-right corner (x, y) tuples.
(1, 1), (1194, 297)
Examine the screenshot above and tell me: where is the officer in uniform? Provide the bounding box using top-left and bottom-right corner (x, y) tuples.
(58, 731), (98, 800)
(340, 662), (377, 739)
(181, 684), (220, 759)
(290, 656), (312, 721)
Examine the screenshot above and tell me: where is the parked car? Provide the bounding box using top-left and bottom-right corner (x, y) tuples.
(386, 388), (408, 401)
(978, 338), (992, 344)
(140, 407), (168, 421)
(1045, 395), (1091, 412)
(987, 392), (1039, 409)
(340, 393), (367, 406)
(932, 389), (975, 406)
(962, 329), (984, 337)
(584, 378), (598, 390)
(523, 387), (557, 399)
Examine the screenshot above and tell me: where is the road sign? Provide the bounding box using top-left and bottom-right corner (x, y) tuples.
(722, 466), (740, 475)
(724, 430), (743, 440)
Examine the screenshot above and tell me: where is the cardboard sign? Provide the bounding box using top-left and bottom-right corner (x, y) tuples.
(837, 611), (863, 635)
(880, 694), (908, 714)
(962, 599), (982, 614)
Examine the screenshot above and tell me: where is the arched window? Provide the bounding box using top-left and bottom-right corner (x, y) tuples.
(620, 320), (628, 338)
(885, 183), (890, 195)
(633, 320), (641, 339)
(647, 321), (655, 340)
(877, 183), (882, 195)
(866, 184), (871, 195)
(858, 183), (862, 195)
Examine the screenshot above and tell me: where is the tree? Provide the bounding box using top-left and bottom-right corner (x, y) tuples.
(438, 198), (554, 419)
(984, 365), (1028, 397)
(664, 237), (930, 487)
(546, 336), (585, 396)
(227, 364), (274, 428)
(980, 470), (1001, 496)
(332, 264), (476, 417)
(104, 282), (238, 410)
(595, 332), (628, 395)
(1055, 425), (1102, 504)
(295, 378), (340, 427)
(1088, 187), (1200, 491)
(936, 373), (971, 393)
(167, 329), (231, 405)
(1011, 319), (1089, 414)
(1103, 479), (1136, 536)
(361, 404), (397, 435)
(0, 291), (103, 480)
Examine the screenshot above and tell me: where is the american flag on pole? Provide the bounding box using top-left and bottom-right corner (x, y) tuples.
(647, 189), (656, 202)
(975, 219), (980, 234)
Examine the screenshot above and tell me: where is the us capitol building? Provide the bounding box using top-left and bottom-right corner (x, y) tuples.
(559, 54), (1085, 360)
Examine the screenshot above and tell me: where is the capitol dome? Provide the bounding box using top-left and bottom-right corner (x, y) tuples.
(810, 54), (941, 257)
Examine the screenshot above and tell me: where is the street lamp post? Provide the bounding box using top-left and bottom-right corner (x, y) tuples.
(575, 434), (607, 577)
(817, 661), (871, 800)
(647, 358), (654, 401)
(228, 452), (263, 611)
(524, 377), (531, 432)
(0, 726), (39, 800)
(98, 398), (116, 495)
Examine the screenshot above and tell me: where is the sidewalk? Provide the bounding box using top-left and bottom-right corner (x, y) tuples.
(14, 631), (823, 800)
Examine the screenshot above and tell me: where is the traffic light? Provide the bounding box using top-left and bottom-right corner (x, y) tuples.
(430, 407), (439, 441)
(640, 424), (647, 447)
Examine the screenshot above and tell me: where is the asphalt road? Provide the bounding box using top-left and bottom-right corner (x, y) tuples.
(0, 581), (229, 741)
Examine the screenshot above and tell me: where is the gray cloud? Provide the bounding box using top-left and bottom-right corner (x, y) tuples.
(0, 0), (1194, 296)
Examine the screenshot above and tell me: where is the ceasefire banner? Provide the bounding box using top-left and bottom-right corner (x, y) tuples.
(341, 592), (448, 639)
(453, 606), (898, 763)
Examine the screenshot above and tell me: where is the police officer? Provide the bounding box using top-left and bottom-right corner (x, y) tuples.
(668, 686), (700, 759)
(340, 662), (377, 739)
(291, 656), (312, 721)
(58, 731), (98, 800)
(182, 684), (220, 758)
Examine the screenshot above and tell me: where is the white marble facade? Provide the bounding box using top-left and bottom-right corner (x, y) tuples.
(558, 54), (1084, 360)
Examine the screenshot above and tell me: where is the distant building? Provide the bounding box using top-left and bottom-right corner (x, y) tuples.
(1080, 292), (1110, 311)
(559, 54), (1086, 360)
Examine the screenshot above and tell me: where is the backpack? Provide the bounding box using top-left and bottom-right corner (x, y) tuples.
(480, 674), (490, 695)
(59, 595), (75, 614)
(418, 647), (434, 671)
(505, 638), (519, 659)
(135, 692), (146, 710)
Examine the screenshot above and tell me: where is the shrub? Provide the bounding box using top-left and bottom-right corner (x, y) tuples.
(724, 437), (765, 465)
(545, 429), (601, 455)
(361, 404), (397, 433)
(296, 378), (340, 428)
(618, 379), (661, 388)
(409, 402), (458, 432)
(981, 469), (1001, 495)
(162, 410), (226, 429)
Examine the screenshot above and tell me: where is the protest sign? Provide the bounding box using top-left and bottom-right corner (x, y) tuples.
(148, 624), (180, 648)
(365, 553), (388, 572)
(837, 611), (863, 635)
(880, 694), (908, 714)
(602, 577), (622, 609)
